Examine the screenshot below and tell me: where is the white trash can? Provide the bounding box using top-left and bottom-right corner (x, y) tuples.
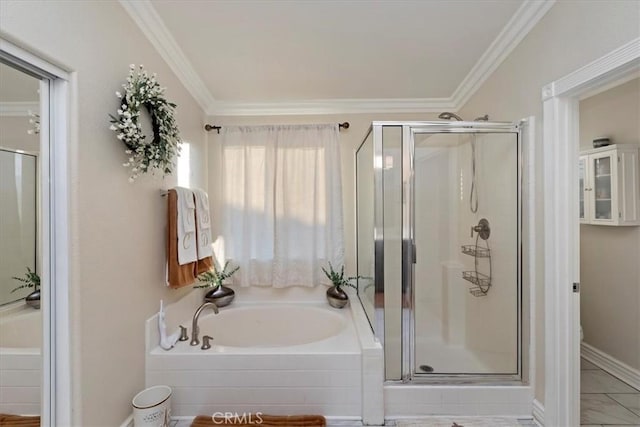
(132, 385), (172, 427)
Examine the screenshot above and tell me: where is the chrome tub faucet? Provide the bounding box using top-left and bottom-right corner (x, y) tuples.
(190, 301), (219, 346)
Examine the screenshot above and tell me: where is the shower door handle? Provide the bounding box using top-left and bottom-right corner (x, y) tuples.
(412, 241), (417, 264)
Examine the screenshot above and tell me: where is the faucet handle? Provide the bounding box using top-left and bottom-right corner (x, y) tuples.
(201, 335), (213, 350)
(178, 325), (189, 341)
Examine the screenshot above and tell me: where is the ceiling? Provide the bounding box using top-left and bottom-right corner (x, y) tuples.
(121, 0), (555, 115)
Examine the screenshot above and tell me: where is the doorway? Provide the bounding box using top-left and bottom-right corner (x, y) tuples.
(577, 78), (640, 426)
(542, 37), (640, 427)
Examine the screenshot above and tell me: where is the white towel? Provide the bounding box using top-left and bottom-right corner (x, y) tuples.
(193, 188), (213, 260)
(174, 187), (198, 265)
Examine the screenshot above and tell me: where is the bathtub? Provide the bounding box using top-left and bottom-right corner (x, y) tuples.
(0, 304), (41, 415)
(145, 286), (383, 423)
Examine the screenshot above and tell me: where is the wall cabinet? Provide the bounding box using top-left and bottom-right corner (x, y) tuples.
(579, 144), (640, 226)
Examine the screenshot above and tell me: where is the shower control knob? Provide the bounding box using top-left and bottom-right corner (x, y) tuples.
(471, 218), (491, 240)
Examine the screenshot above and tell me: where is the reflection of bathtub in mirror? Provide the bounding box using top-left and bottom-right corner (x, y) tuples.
(0, 305), (42, 415)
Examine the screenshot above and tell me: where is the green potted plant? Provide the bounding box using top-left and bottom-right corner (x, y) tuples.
(321, 263), (360, 309)
(195, 261), (239, 307)
(11, 267), (41, 309)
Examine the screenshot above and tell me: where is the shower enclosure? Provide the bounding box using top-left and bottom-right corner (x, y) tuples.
(356, 121), (523, 383)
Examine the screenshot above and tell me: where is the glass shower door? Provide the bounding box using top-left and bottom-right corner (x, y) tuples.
(408, 126), (521, 379)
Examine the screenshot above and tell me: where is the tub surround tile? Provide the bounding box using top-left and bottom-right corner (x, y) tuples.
(0, 385), (41, 404)
(581, 370), (638, 394)
(0, 369), (40, 387)
(148, 369), (360, 388)
(608, 393), (640, 416)
(170, 386), (362, 406)
(147, 353), (360, 371)
(173, 403), (360, 418)
(0, 353), (40, 371)
(580, 393), (640, 425)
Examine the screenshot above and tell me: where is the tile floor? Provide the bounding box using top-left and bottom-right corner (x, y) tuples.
(581, 357), (640, 426)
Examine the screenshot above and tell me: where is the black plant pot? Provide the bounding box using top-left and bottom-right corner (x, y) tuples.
(326, 285), (348, 309)
(25, 290), (40, 309)
(203, 285), (235, 307)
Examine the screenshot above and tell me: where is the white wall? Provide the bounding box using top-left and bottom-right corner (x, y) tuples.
(0, 1), (208, 425)
(579, 78), (640, 370)
(458, 0), (640, 404)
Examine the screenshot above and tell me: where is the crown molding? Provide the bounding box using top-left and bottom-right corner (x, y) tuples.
(122, 0), (554, 117)
(119, 0), (216, 112)
(542, 36), (640, 101)
(451, 0), (556, 107)
(0, 101), (39, 117)
(207, 98), (456, 116)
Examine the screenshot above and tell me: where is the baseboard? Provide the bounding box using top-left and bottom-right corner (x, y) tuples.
(119, 414), (133, 427)
(532, 399), (544, 426)
(581, 342), (640, 390)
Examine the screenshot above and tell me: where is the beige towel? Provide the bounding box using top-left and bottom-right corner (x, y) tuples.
(167, 189), (213, 288)
(191, 414), (326, 426)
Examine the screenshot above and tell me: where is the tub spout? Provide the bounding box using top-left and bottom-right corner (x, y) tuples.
(190, 301), (219, 346)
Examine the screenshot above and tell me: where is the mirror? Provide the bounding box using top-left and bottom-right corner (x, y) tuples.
(0, 60), (43, 418)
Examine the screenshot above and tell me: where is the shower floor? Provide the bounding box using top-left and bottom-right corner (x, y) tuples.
(415, 337), (488, 374)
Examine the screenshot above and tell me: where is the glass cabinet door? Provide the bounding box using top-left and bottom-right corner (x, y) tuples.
(579, 157), (587, 222)
(592, 153), (613, 221)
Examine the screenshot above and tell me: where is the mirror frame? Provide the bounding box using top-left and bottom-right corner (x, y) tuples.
(0, 37), (72, 426)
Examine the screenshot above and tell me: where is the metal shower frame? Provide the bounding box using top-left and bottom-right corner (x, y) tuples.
(355, 120), (525, 385)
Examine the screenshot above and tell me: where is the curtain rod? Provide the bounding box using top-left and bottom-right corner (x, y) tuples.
(204, 122), (350, 134)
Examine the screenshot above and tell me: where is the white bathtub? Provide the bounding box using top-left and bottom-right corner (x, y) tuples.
(0, 304), (41, 415)
(145, 286), (383, 423)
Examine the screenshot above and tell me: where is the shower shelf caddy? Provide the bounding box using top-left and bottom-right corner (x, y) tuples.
(461, 218), (492, 297)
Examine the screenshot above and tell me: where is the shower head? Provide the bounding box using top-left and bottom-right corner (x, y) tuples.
(474, 114), (490, 122)
(438, 112), (464, 121)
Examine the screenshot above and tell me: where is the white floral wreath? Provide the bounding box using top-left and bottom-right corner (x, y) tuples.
(109, 64), (181, 182)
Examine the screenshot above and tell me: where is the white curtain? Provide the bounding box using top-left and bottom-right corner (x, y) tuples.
(217, 124), (344, 287)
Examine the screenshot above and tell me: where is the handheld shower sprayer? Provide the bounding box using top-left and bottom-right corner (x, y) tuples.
(438, 112), (464, 121)
(438, 111), (490, 213)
